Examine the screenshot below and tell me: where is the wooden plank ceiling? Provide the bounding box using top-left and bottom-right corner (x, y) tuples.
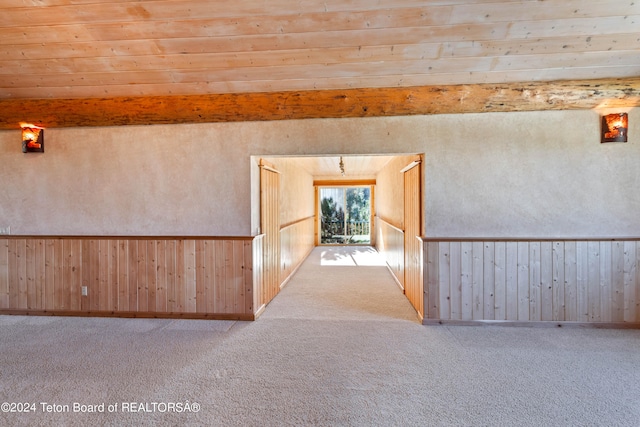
(0, 0), (639, 129)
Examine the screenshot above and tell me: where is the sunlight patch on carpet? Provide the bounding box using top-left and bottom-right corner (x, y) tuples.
(319, 246), (386, 266)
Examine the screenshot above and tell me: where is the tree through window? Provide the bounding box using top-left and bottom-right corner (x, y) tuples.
(319, 187), (371, 245)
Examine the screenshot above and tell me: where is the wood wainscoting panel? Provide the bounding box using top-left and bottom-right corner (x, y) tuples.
(280, 216), (315, 287)
(0, 239), (9, 309)
(252, 234), (265, 317)
(0, 236), (258, 320)
(375, 217), (405, 290)
(423, 239), (640, 325)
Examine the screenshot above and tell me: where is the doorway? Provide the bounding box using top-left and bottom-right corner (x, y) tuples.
(318, 186), (372, 245)
(252, 153), (424, 318)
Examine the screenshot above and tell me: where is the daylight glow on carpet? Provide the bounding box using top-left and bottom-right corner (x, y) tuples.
(320, 247), (386, 266)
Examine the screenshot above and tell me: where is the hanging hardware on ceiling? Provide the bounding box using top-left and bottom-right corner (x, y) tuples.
(339, 156), (345, 176)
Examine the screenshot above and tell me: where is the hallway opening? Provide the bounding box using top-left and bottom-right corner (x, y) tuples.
(251, 153), (424, 319)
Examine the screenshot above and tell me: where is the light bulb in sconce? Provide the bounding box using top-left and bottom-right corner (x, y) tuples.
(601, 113), (628, 143)
(20, 123), (45, 153)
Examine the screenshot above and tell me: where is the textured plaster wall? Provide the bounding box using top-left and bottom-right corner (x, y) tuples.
(375, 155), (418, 229)
(1, 108), (638, 237)
(272, 157), (315, 226)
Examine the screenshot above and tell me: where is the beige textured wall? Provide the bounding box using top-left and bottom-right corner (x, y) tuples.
(1, 108), (638, 237)
(271, 157), (315, 226)
(374, 155), (418, 229)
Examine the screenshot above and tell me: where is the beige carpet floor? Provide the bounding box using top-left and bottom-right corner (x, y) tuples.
(1, 246), (639, 426)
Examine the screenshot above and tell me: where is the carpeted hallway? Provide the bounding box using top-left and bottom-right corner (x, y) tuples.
(1, 246), (639, 426)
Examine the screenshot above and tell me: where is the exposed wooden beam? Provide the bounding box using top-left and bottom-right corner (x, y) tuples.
(1, 78), (638, 130)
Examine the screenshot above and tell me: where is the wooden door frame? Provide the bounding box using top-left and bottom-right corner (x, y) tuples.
(259, 159), (281, 307)
(402, 156), (424, 319)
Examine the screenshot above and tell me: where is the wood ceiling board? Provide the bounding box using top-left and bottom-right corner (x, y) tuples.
(0, 0), (637, 106)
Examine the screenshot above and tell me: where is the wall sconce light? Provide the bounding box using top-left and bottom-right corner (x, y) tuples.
(601, 113), (628, 143)
(21, 125), (44, 153)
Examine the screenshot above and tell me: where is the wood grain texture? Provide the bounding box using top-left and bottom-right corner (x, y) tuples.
(0, 1), (638, 101)
(375, 217), (405, 290)
(1, 77), (638, 130)
(423, 239), (640, 324)
(403, 162), (423, 317)
(260, 162), (281, 307)
(0, 237), (260, 319)
(280, 216), (315, 286)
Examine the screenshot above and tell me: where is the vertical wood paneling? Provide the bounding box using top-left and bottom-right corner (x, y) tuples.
(425, 241), (439, 319)
(1, 236), (260, 318)
(202, 240), (214, 314)
(540, 241), (553, 321)
(449, 242), (461, 320)
(196, 240), (206, 313)
(117, 240), (129, 311)
(81, 239), (91, 312)
(516, 242), (529, 321)
(494, 242), (506, 321)
(529, 242), (541, 321)
(472, 241), (484, 320)
(0, 239), (8, 309)
(403, 163), (423, 317)
(137, 240), (148, 312)
(175, 239), (185, 312)
(600, 241), (612, 321)
(165, 239), (176, 312)
(375, 218), (404, 288)
(26, 239), (36, 310)
(17, 240), (27, 309)
(147, 240), (157, 313)
(214, 240), (225, 312)
(623, 242), (637, 322)
(280, 216), (315, 285)
(611, 241), (625, 322)
(99, 240), (109, 311)
(552, 241), (565, 321)
(0, 236), (266, 317)
(61, 239), (71, 310)
(109, 240), (118, 311)
(223, 240), (235, 313)
(505, 242), (518, 321)
(6, 237), (637, 323)
(460, 241), (473, 321)
(53, 239), (63, 310)
(260, 162), (281, 307)
(564, 241), (577, 321)
(156, 240), (167, 313)
(438, 242), (450, 320)
(636, 242), (640, 322)
(483, 242), (495, 320)
(128, 240), (138, 311)
(576, 241), (589, 322)
(233, 240), (245, 314)
(8, 240), (18, 309)
(252, 234), (264, 315)
(422, 239), (640, 325)
(44, 239), (55, 310)
(244, 239), (253, 314)
(185, 239), (197, 313)
(587, 241), (601, 322)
